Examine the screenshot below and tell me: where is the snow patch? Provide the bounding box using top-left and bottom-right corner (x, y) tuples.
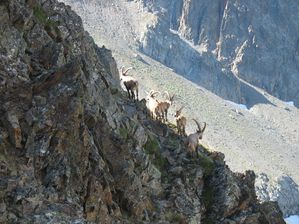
(226, 100), (248, 110)
(285, 215), (299, 224)
(285, 101), (295, 107)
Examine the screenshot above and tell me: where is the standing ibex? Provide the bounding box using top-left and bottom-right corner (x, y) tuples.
(120, 66), (139, 101)
(156, 91), (175, 122)
(174, 106), (187, 136)
(186, 119), (206, 155)
(145, 90), (160, 119)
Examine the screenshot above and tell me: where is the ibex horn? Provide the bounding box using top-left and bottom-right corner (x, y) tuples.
(192, 119), (201, 132)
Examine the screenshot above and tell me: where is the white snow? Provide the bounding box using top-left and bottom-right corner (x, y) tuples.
(285, 215), (299, 224)
(226, 100), (248, 110)
(285, 101), (295, 107)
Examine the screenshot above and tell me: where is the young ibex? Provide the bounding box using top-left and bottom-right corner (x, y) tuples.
(120, 66), (139, 101)
(145, 90), (160, 119)
(186, 119), (206, 155)
(174, 106), (187, 136)
(156, 91), (175, 122)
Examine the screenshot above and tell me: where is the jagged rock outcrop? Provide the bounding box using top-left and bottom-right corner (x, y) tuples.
(0, 0), (285, 223)
(256, 173), (299, 217)
(138, 0), (299, 107)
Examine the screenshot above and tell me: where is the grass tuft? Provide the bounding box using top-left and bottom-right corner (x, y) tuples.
(119, 127), (129, 139)
(144, 135), (167, 172)
(202, 187), (214, 208)
(33, 6), (62, 42)
(33, 6), (48, 25)
(165, 211), (186, 223)
(198, 152), (215, 176)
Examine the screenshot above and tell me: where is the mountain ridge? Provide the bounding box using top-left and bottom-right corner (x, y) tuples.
(0, 0), (286, 223)
(58, 0), (299, 217)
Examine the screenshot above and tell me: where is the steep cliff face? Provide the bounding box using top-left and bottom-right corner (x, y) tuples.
(256, 174), (299, 218)
(0, 0), (285, 223)
(139, 0), (299, 107)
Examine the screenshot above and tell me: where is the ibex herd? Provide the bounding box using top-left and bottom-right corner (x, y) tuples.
(119, 66), (207, 155)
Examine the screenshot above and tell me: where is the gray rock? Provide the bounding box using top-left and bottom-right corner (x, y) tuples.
(256, 173), (299, 217)
(2, 112), (22, 149)
(138, 0), (299, 107)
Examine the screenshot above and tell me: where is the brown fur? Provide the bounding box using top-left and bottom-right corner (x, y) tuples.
(146, 90), (160, 119)
(175, 107), (187, 136)
(156, 91), (174, 122)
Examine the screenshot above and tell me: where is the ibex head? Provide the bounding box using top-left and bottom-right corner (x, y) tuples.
(175, 106), (184, 118)
(150, 90), (160, 97)
(145, 90), (160, 100)
(193, 119), (206, 139)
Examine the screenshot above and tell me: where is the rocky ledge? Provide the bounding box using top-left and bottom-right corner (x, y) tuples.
(0, 0), (285, 223)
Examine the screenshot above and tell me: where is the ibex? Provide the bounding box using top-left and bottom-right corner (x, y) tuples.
(156, 91), (175, 122)
(186, 119), (206, 155)
(145, 90), (160, 119)
(120, 66), (139, 101)
(174, 106), (187, 136)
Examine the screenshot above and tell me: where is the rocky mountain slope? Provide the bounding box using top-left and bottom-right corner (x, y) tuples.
(139, 0), (299, 108)
(62, 0), (299, 107)
(59, 0), (299, 217)
(0, 0), (286, 223)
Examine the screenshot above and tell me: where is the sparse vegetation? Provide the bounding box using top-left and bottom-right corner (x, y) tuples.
(33, 6), (48, 24)
(144, 134), (167, 172)
(33, 6), (62, 42)
(119, 127), (129, 139)
(118, 121), (139, 147)
(199, 145), (216, 224)
(201, 179), (216, 224)
(144, 135), (159, 155)
(202, 217), (215, 224)
(165, 211), (186, 223)
(45, 19), (60, 28)
(198, 152), (215, 176)
(202, 187), (214, 208)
